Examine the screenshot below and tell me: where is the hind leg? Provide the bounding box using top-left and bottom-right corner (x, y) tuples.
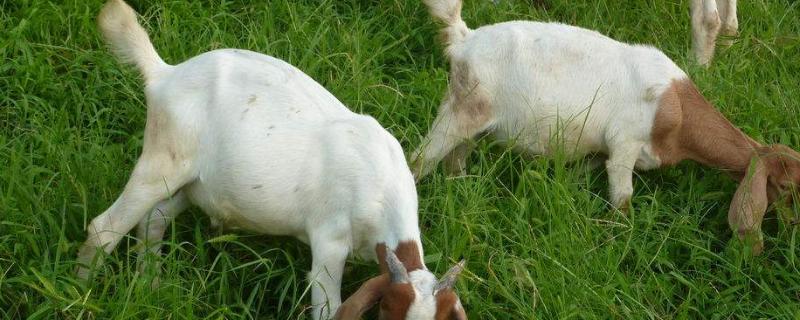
(76, 152), (194, 279)
(135, 190), (190, 274)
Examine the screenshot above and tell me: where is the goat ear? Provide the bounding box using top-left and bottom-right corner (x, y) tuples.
(335, 274), (389, 320)
(386, 249), (410, 284)
(728, 155), (769, 255)
(434, 259), (466, 293)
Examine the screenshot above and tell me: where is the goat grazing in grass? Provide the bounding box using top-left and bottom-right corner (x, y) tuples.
(77, 1), (467, 319)
(413, 0), (798, 254)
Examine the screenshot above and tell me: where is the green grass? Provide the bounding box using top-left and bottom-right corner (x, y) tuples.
(2, 0), (800, 318)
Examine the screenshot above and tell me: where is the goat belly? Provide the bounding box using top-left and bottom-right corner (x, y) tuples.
(183, 171), (311, 238)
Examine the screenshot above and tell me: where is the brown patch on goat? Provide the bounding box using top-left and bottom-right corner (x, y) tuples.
(337, 242), (423, 319)
(653, 79), (800, 253)
(448, 61), (493, 135)
(759, 145), (800, 203)
(435, 289), (466, 320)
(377, 242), (423, 318)
(379, 283), (415, 320)
(247, 95), (257, 104)
(140, 106), (192, 180)
(376, 241), (424, 274)
(651, 79), (759, 170)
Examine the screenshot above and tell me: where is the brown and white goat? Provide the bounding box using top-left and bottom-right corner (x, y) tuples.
(414, 0), (799, 254)
(78, 1), (467, 319)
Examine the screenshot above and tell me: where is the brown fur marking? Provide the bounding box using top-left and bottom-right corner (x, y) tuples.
(449, 61), (492, 134)
(435, 289), (466, 320)
(759, 145), (800, 204)
(653, 79), (800, 254)
(337, 242), (425, 319)
(376, 241), (424, 275)
(379, 283), (416, 320)
(652, 79), (759, 170)
(373, 241), (425, 319)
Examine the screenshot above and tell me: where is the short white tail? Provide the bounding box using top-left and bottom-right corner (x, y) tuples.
(98, 0), (167, 80)
(423, 0), (470, 48)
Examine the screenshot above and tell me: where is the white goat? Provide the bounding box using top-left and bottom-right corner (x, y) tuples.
(77, 1), (467, 319)
(490, 0), (738, 66)
(414, 0), (800, 254)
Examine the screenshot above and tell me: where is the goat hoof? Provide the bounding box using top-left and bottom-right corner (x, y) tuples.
(611, 196), (632, 215)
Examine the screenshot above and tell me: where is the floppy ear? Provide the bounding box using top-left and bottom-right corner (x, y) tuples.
(728, 155), (769, 255)
(335, 274), (389, 320)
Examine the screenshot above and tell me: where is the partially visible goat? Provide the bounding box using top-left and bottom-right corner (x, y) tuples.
(692, 0), (738, 65)
(414, 0), (799, 254)
(490, 0), (738, 66)
(77, 1), (467, 319)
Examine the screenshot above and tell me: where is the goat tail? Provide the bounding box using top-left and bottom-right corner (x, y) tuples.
(98, 0), (168, 81)
(423, 0), (470, 49)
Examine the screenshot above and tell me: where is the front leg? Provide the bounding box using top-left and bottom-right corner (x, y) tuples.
(77, 151), (194, 279)
(308, 233), (350, 320)
(605, 139), (645, 210)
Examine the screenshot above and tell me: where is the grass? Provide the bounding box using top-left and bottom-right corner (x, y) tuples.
(2, 0), (800, 318)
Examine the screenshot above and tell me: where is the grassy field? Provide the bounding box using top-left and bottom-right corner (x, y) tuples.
(2, 0), (800, 318)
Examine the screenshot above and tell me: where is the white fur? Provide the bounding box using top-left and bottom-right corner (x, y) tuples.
(405, 270), (440, 320)
(414, 0), (688, 208)
(97, 0), (166, 80)
(80, 1), (436, 319)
